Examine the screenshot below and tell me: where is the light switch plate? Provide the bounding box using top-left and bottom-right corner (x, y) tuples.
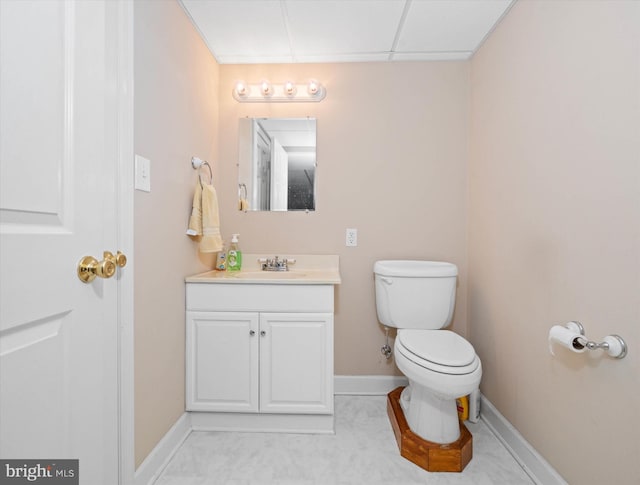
(135, 155), (151, 192)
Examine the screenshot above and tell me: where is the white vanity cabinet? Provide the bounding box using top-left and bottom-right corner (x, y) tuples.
(185, 276), (337, 432)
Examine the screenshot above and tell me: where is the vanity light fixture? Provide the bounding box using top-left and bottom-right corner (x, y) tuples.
(232, 79), (326, 103)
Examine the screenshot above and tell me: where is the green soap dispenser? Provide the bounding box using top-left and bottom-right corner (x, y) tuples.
(227, 233), (242, 271)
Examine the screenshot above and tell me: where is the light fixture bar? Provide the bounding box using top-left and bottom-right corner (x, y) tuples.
(233, 80), (326, 103)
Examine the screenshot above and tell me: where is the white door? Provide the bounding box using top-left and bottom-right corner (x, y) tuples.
(186, 312), (259, 412)
(270, 138), (288, 211)
(0, 2), (125, 483)
(259, 313), (334, 414)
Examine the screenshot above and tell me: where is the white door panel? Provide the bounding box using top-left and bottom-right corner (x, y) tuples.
(0, 314), (70, 455)
(186, 312), (259, 412)
(260, 313), (333, 414)
(0, 1), (66, 220)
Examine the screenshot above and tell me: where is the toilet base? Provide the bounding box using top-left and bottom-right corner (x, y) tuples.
(387, 386), (472, 473)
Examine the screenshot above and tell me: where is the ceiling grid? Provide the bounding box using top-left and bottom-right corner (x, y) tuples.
(180, 0), (515, 64)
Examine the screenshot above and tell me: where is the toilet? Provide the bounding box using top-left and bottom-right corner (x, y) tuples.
(374, 260), (482, 444)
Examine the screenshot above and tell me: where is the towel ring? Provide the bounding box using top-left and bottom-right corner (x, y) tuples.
(191, 157), (212, 186)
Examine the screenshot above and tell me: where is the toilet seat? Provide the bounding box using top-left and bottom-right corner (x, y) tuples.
(396, 330), (479, 375)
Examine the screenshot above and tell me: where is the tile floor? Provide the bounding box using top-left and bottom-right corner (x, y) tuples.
(154, 395), (535, 485)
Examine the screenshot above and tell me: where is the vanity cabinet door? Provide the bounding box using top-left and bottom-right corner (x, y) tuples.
(186, 311), (259, 412)
(259, 313), (333, 414)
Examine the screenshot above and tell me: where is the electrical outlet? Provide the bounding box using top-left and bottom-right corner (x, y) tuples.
(346, 228), (357, 247)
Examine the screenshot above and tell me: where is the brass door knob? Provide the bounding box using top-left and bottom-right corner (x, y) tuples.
(77, 250), (127, 283)
(115, 251), (127, 268)
(98, 251), (117, 279)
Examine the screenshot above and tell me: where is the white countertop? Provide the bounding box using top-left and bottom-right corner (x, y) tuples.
(185, 254), (341, 285)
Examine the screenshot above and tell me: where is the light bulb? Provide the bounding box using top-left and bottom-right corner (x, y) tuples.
(234, 81), (247, 97)
(284, 81), (297, 96)
(260, 80), (272, 96)
(307, 79), (320, 96)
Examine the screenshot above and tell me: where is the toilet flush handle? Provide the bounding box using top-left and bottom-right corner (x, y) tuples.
(381, 277), (393, 285)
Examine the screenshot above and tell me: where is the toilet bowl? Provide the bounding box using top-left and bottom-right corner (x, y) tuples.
(374, 260), (482, 444)
(394, 329), (481, 443)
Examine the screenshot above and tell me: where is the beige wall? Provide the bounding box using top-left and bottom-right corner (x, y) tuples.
(217, 62), (470, 375)
(133, 0), (219, 467)
(469, 1), (640, 484)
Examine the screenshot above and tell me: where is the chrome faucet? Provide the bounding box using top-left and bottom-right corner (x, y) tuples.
(261, 256), (296, 272)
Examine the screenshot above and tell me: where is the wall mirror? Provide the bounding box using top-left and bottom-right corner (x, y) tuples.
(238, 117), (316, 211)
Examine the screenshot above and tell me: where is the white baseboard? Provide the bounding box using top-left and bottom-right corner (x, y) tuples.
(134, 412), (191, 485)
(334, 375), (408, 395)
(480, 394), (567, 485)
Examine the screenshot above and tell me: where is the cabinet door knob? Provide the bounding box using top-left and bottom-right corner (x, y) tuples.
(260, 330), (266, 337)
(249, 330), (255, 336)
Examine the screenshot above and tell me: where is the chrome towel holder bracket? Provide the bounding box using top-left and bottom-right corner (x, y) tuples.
(191, 156), (212, 186)
(566, 321), (628, 359)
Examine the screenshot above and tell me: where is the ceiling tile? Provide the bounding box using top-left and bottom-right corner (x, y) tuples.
(296, 52), (392, 63)
(283, 0), (405, 56)
(216, 54), (294, 64)
(182, 0), (291, 59)
(396, 0), (512, 53)
(392, 51), (472, 62)
(180, 0), (514, 64)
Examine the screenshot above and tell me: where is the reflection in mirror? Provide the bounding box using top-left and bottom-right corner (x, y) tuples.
(238, 118), (316, 211)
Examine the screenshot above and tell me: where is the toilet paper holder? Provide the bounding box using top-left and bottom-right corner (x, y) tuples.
(561, 321), (627, 359)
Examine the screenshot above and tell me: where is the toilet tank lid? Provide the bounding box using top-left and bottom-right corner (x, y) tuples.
(374, 260), (457, 278)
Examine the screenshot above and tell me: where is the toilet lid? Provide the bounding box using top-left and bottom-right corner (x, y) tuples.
(397, 330), (476, 367)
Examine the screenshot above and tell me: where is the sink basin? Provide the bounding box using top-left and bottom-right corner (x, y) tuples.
(230, 271), (307, 280)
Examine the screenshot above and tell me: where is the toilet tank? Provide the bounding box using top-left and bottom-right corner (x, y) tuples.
(374, 260), (457, 329)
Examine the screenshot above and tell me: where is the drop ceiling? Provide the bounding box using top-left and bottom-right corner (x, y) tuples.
(180, 0), (515, 64)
